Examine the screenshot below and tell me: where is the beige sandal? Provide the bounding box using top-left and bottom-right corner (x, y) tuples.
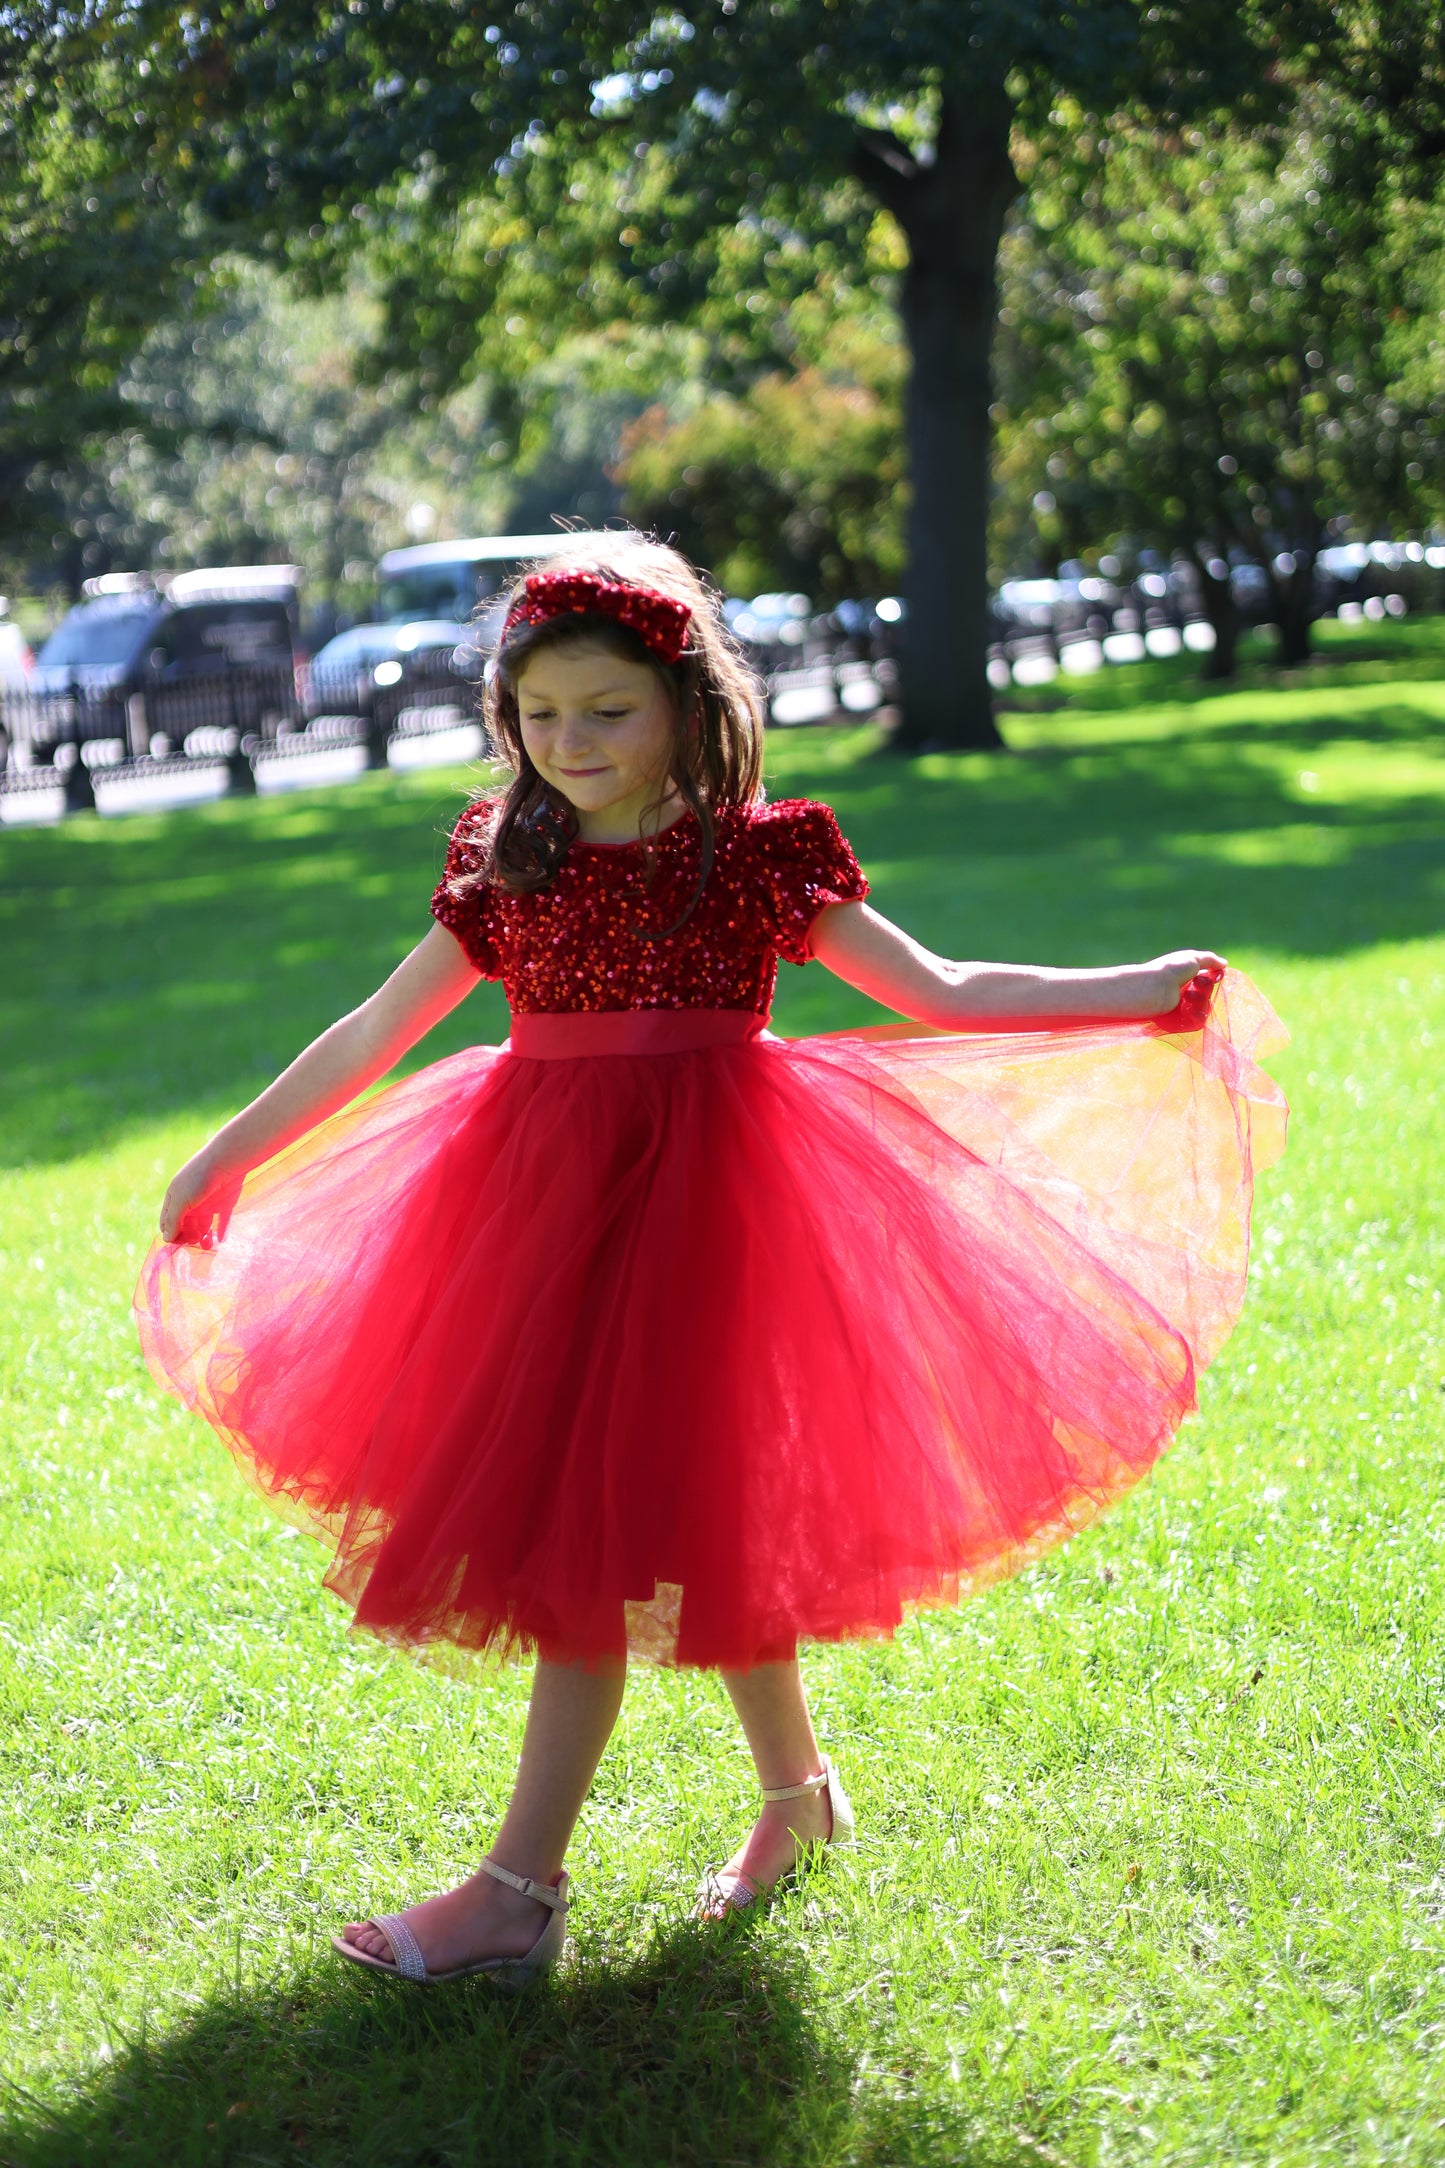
(331, 1856), (569, 1988)
(696, 1757), (856, 1918)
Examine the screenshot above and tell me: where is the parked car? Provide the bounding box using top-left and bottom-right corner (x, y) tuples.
(305, 618), (480, 718)
(28, 566), (302, 754)
(724, 593), (811, 651)
(826, 597), (906, 665)
(30, 576), (160, 699)
(1315, 540), (1423, 619)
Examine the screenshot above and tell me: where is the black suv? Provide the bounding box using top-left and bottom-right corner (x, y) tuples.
(27, 567), (302, 756)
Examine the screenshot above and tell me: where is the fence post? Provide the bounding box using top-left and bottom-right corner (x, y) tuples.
(62, 749), (97, 814)
(359, 667), (388, 770)
(63, 674), (96, 813)
(226, 738), (257, 795)
(125, 690), (149, 761)
(225, 672), (257, 794)
(63, 751), (96, 811)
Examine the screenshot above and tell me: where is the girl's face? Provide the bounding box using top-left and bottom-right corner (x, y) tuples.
(515, 643), (678, 841)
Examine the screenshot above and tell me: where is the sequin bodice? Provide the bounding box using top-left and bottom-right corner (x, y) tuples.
(430, 797), (869, 1016)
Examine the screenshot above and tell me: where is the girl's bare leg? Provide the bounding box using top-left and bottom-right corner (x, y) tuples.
(705, 1658), (833, 1906)
(344, 1654), (626, 1969)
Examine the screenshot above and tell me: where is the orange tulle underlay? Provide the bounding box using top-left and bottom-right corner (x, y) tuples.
(134, 972), (1287, 1669)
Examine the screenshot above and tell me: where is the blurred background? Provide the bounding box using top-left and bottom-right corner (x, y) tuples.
(3, 4), (1443, 805)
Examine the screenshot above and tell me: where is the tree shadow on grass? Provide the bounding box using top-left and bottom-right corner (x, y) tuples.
(827, 726), (1445, 959)
(1004, 695), (1445, 758)
(0, 1922), (1029, 2168)
(0, 776), (509, 1172)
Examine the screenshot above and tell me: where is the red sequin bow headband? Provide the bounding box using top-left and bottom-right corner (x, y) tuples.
(501, 569), (693, 664)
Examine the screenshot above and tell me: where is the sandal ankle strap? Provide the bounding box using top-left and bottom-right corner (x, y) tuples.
(761, 1767), (831, 1804)
(478, 1856), (568, 1911)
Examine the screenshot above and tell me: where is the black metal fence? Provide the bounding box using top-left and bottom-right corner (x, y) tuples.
(7, 551), (1436, 821)
(0, 648), (482, 819)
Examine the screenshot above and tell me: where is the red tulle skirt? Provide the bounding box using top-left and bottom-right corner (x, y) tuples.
(134, 975), (1286, 1668)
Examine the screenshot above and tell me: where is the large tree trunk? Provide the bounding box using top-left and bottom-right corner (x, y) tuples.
(1185, 545), (1242, 681)
(855, 93), (1018, 751)
(1270, 549), (1318, 667)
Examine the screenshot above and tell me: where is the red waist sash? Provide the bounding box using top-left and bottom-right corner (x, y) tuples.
(508, 1009), (770, 1059)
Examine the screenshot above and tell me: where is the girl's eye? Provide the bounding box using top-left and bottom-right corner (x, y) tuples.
(593, 708), (630, 721)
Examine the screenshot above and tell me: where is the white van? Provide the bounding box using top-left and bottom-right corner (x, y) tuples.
(306, 535), (596, 716)
(0, 604), (33, 691)
(374, 533), (594, 644)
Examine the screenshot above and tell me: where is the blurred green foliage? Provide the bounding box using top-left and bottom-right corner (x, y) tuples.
(617, 88), (1445, 633)
(2, 263), (669, 621)
(2, 0), (1300, 744)
(0, 8), (202, 580)
(54, 263), (513, 624)
(993, 94), (1445, 664)
(5, 1), (1445, 698)
(616, 309), (906, 603)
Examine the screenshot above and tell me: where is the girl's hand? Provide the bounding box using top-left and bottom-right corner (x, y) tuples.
(1129, 950), (1227, 1017)
(159, 1152), (246, 1247)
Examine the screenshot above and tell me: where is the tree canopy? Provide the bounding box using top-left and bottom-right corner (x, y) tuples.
(5, 2), (1443, 727)
(994, 95), (1445, 666)
(0, 7), (202, 560)
(4, 0), (1304, 742)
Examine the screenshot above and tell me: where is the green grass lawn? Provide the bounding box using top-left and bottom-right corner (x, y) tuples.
(2, 619), (1444, 2166)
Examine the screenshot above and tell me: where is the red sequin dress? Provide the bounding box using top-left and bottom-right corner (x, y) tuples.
(135, 796), (1287, 1668)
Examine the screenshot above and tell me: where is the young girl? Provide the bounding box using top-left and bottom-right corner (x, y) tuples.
(136, 536), (1285, 1989)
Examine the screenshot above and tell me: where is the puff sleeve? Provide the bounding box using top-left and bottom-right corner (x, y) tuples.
(429, 801), (503, 977)
(751, 798), (870, 966)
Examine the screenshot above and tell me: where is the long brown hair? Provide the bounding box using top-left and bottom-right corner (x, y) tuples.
(469, 536), (766, 932)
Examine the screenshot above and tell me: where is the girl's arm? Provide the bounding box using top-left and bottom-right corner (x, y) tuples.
(809, 901), (1223, 1028)
(159, 924), (480, 1243)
